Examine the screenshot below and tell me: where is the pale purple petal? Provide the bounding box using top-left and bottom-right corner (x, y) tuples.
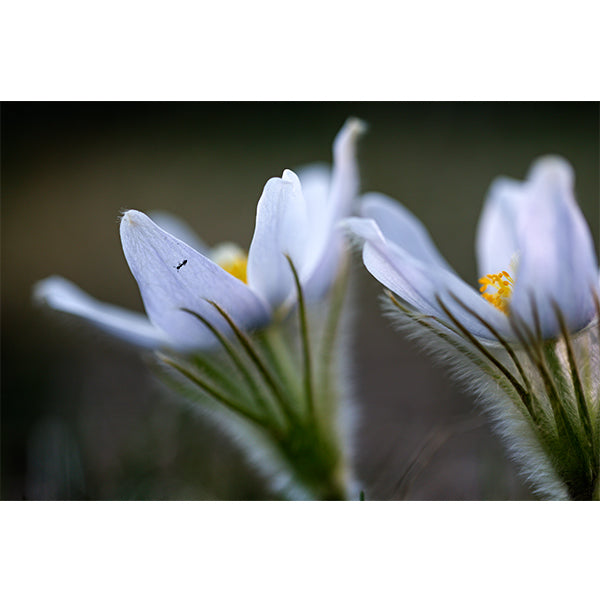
(294, 164), (338, 301)
(476, 175), (526, 279)
(302, 118), (366, 299)
(347, 217), (510, 340)
(509, 157), (599, 335)
(33, 276), (169, 349)
(361, 192), (455, 272)
(121, 210), (271, 350)
(247, 171), (309, 309)
(329, 118), (367, 224)
(297, 163), (331, 228)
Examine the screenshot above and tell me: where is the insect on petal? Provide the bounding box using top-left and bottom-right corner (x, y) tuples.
(120, 210), (271, 350)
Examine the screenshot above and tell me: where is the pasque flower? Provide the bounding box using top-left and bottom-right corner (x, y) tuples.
(348, 156), (600, 500)
(34, 119), (366, 500)
(35, 118), (365, 352)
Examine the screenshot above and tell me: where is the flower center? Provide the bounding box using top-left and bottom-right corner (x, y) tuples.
(221, 255), (248, 283)
(211, 243), (248, 284)
(479, 270), (514, 314)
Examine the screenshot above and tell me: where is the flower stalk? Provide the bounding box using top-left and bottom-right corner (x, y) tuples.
(155, 257), (356, 500)
(384, 288), (600, 500)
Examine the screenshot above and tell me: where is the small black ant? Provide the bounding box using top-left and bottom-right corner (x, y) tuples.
(176, 259), (187, 271)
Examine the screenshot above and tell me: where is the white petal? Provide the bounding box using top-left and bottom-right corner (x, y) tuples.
(301, 235), (347, 303)
(33, 276), (169, 349)
(330, 117), (367, 223)
(509, 157), (599, 335)
(246, 171), (310, 309)
(148, 210), (209, 255)
(476, 176), (525, 278)
(293, 164), (338, 301)
(347, 217), (510, 340)
(297, 163), (331, 225)
(295, 163), (333, 282)
(302, 118), (366, 299)
(361, 192), (454, 272)
(121, 210), (271, 350)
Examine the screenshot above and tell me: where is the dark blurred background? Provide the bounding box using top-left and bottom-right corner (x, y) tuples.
(2, 102), (598, 500)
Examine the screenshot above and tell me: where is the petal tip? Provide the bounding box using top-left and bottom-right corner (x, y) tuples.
(281, 169), (300, 185)
(32, 275), (59, 305)
(32, 276), (90, 311)
(120, 209), (147, 227)
(334, 117), (368, 156)
(343, 117), (368, 137)
(528, 155), (574, 188)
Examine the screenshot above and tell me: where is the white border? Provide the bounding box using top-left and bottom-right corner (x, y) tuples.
(2, 502), (598, 598)
(2, 2), (599, 99)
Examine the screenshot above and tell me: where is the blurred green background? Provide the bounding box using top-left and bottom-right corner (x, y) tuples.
(2, 102), (598, 500)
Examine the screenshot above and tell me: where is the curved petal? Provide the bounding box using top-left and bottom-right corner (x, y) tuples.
(33, 276), (169, 349)
(346, 217), (510, 340)
(360, 192), (455, 272)
(296, 162), (332, 280)
(294, 164), (338, 302)
(301, 234), (346, 303)
(302, 118), (367, 299)
(148, 210), (209, 255)
(120, 210), (271, 350)
(330, 117), (367, 223)
(297, 163), (331, 226)
(476, 175), (525, 278)
(509, 157), (599, 335)
(247, 170), (309, 309)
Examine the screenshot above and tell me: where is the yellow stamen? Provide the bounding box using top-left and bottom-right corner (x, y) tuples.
(478, 270), (514, 314)
(212, 243), (248, 283)
(221, 255), (248, 283)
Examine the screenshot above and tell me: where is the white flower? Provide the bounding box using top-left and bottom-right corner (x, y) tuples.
(348, 156), (600, 500)
(34, 118), (365, 352)
(347, 156), (598, 341)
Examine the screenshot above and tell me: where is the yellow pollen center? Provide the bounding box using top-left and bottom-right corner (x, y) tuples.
(479, 270), (514, 314)
(221, 255), (248, 283)
(211, 243), (249, 284)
